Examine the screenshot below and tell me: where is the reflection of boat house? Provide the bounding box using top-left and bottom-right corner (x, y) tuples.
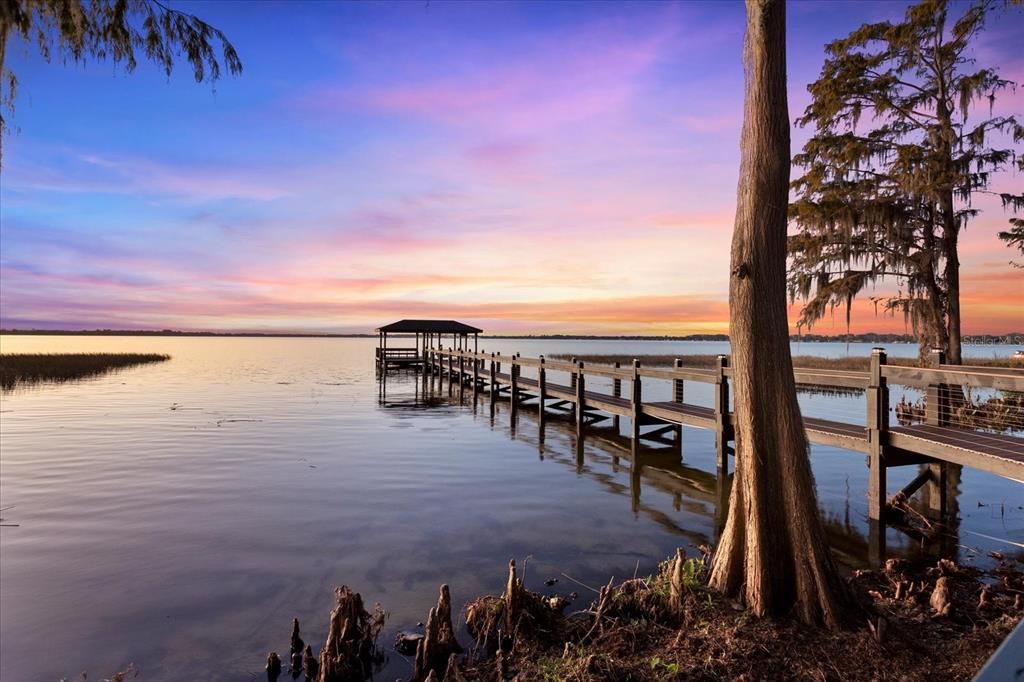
(375, 319), (482, 370)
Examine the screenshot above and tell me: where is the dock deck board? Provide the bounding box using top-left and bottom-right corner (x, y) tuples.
(889, 424), (1024, 480)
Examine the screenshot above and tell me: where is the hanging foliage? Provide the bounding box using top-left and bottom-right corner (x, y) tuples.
(789, 0), (1023, 363)
(0, 0), (243, 159)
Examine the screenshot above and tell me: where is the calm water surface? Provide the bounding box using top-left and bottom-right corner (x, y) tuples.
(1, 336), (1021, 680)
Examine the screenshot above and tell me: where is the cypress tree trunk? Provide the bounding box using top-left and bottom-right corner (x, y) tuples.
(709, 0), (849, 628)
(943, 220), (962, 364)
(920, 213), (948, 365)
(932, 26), (962, 366)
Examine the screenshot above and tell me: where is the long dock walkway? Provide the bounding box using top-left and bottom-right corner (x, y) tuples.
(420, 346), (1024, 563)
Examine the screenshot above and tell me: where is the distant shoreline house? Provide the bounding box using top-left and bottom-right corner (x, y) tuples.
(375, 319), (483, 369)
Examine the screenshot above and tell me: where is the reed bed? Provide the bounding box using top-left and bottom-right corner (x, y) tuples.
(0, 353), (170, 389)
(549, 353), (1023, 370)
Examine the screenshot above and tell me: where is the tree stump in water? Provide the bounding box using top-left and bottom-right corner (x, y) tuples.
(290, 618), (305, 674)
(930, 576), (952, 616)
(413, 584), (462, 682)
(465, 559), (565, 656)
(465, 560), (525, 650)
(669, 548), (687, 613)
(502, 560), (525, 633)
(302, 644), (318, 681)
(316, 586), (387, 682)
(266, 652), (282, 682)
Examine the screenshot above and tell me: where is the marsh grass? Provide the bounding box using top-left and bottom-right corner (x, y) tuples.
(0, 353), (170, 390)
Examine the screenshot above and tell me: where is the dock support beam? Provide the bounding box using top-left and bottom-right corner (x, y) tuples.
(489, 353), (497, 403)
(538, 356), (547, 439)
(511, 355), (520, 420)
(569, 356), (578, 422)
(867, 348), (889, 567)
(630, 359), (642, 455)
(926, 348), (950, 520)
(713, 355), (730, 475)
(575, 361), (586, 434)
(612, 362), (622, 431)
(472, 349), (480, 393)
(672, 358), (684, 449)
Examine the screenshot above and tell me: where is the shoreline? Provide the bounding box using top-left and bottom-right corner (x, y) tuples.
(269, 553), (1024, 681)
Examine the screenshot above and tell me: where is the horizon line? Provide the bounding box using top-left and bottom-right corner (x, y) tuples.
(2, 328), (1022, 342)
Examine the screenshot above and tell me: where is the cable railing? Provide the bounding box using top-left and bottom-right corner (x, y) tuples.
(423, 346), (1024, 473)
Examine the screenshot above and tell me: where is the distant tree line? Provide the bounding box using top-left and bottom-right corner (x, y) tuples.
(3, 329), (1022, 343)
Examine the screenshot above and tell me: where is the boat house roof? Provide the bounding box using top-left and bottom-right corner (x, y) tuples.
(376, 319), (483, 334)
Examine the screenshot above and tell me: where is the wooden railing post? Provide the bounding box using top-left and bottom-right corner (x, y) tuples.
(458, 351), (465, 387)
(673, 358), (684, 445)
(630, 359), (642, 446)
(538, 356), (547, 435)
(672, 359), (684, 403)
(714, 355), (730, 474)
(472, 349), (480, 392)
(612, 361), (622, 431)
(576, 361), (586, 433)
(925, 348), (949, 426)
(511, 354), (520, 417)
(926, 348), (949, 519)
(489, 352), (497, 402)
(867, 348), (889, 566)
(447, 348), (453, 377)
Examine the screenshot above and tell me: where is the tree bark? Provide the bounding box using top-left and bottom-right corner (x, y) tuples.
(709, 0), (849, 628)
(943, 218), (962, 364)
(932, 27), (962, 366)
(920, 208), (948, 365)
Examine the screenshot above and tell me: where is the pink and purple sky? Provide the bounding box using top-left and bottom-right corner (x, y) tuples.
(1, 0), (1021, 335)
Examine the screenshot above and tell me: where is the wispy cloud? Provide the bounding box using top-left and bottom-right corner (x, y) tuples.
(2, 145), (292, 202)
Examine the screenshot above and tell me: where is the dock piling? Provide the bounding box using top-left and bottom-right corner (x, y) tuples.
(925, 348), (950, 520)
(538, 356), (547, 437)
(630, 359), (642, 453)
(714, 355), (730, 474)
(867, 348), (889, 566)
(576, 362), (586, 433)
(673, 358), (684, 447)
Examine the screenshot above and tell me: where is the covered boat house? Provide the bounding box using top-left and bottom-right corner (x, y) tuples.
(375, 319), (483, 369)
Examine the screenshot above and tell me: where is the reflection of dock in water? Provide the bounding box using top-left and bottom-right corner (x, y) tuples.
(378, 368), (932, 568)
(376, 359), (1003, 568)
(392, 346), (1024, 565)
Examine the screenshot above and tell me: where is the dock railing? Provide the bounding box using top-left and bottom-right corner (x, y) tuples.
(375, 346), (420, 368)
(424, 345), (1024, 552)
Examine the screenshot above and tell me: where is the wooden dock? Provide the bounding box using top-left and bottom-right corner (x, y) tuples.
(418, 346), (1024, 564)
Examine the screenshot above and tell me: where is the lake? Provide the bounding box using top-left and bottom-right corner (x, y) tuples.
(1, 335), (1021, 680)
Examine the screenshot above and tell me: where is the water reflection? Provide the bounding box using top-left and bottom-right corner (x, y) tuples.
(0, 336), (1015, 680)
(377, 366), (979, 570)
